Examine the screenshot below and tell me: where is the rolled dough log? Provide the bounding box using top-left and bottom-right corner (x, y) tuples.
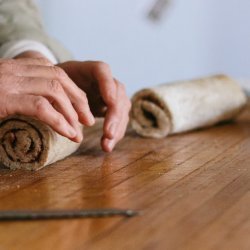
(0, 115), (82, 170)
(130, 75), (247, 138)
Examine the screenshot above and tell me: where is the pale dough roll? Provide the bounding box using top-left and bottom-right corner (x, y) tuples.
(0, 115), (81, 170)
(131, 75), (247, 138)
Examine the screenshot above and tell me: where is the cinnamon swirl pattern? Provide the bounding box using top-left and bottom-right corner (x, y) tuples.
(0, 115), (81, 170)
(131, 75), (247, 138)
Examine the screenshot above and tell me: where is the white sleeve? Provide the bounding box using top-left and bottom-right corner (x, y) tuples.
(0, 39), (58, 64)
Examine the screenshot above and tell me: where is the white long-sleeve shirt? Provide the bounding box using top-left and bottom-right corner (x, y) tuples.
(0, 39), (57, 64)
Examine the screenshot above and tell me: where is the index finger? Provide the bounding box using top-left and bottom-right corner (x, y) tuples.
(91, 61), (117, 106)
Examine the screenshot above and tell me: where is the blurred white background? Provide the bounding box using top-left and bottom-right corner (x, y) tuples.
(37, 0), (250, 95)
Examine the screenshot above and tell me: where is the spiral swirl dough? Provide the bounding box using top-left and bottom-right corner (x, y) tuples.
(130, 75), (247, 138)
(0, 115), (81, 170)
(131, 89), (172, 138)
(0, 117), (50, 170)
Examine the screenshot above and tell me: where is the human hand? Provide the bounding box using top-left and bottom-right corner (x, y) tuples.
(58, 61), (131, 152)
(0, 56), (95, 143)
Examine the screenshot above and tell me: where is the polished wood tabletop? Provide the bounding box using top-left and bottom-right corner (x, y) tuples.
(0, 106), (250, 250)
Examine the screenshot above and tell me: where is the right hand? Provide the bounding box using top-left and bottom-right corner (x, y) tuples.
(0, 57), (95, 143)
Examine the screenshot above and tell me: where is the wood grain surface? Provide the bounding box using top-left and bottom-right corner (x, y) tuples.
(0, 106), (250, 250)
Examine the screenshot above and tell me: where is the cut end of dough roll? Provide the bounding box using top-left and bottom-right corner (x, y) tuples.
(130, 89), (172, 138)
(0, 115), (81, 171)
(0, 116), (50, 170)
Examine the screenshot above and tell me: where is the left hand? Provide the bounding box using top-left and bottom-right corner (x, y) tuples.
(58, 61), (131, 152)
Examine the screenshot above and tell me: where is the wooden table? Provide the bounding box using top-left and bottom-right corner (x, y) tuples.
(0, 107), (250, 250)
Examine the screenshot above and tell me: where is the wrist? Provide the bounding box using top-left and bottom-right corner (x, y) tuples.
(0, 40), (58, 64)
(14, 50), (49, 60)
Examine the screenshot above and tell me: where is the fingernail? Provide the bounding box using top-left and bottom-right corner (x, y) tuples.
(107, 139), (115, 151)
(108, 122), (117, 137)
(73, 122), (83, 142)
(77, 128), (83, 142)
(89, 115), (95, 125)
(73, 133), (83, 143)
(76, 135), (83, 143)
(82, 110), (95, 126)
(67, 125), (77, 138)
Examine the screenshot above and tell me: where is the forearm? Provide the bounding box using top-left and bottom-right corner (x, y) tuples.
(0, 0), (46, 45)
(0, 0), (72, 62)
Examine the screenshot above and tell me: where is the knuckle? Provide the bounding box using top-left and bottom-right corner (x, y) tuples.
(0, 75), (15, 92)
(37, 57), (53, 66)
(52, 66), (66, 79)
(53, 114), (64, 127)
(47, 79), (63, 93)
(9, 76), (25, 93)
(34, 97), (48, 113)
(2, 59), (15, 66)
(0, 60), (14, 73)
(95, 61), (110, 72)
(78, 91), (88, 103)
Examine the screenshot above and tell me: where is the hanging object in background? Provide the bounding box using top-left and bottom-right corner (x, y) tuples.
(130, 75), (247, 138)
(147, 0), (172, 22)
